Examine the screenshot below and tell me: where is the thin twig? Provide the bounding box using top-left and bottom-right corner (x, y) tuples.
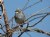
(33, 28), (50, 36)
(25, 6), (50, 21)
(28, 14), (49, 27)
(24, 28), (50, 36)
(1, 28), (6, 33)
(26, 32), (32, 37)
(25, 12), (50, 22)
(22, 0), (42, 11)
(11, 17), (14, 28)
(18, 32), (24, 37)
(22, 0), (30, 10)
(18, 21), (29, 37)
(28, 15), (45, 22)
(8, 17), (14, 23)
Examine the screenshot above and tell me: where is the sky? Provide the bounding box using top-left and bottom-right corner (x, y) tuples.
(0, 0), (50, 37)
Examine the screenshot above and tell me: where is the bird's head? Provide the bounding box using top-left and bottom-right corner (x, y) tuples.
(15, 8), (22, 14)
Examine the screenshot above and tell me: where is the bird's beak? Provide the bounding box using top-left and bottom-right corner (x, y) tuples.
(16, 12), (18, 14)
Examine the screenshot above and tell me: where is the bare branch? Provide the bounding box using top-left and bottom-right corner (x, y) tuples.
(28, 13), (50, 27)
(18, 22), (29, 37)
(0, 1), (12, 37)
(22, 0), (30, 10)
(28, 15), (45, 22)
(1, 28), (6, 33)
(26, 32), (32, 37)
(8, 16), (14, 23)
(18, 32), (24, 37)
(32, 28), (50, 36)
(23, 28), (50, 36)
(22, 0), (42, 11)
(25, 6), (50, 21)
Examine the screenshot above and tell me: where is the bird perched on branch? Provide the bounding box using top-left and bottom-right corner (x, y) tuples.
(14, 9), (26, 27)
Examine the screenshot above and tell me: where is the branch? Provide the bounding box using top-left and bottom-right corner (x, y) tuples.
(2, 3), (10, 31)
(26, 32), (32, 37)
(28, 15), (45, 22)
(18, 32), (24, 37)
(25, 12), (50, 22)
(8, 16), (14, 23)
(25, 6), (50, 21)
(18, 22), (29, 37)
(28, 13), (50, 27)
(18, 28), (30, 37)
(30, 28), (50, 36)
(22, 0), (42, 11)
(22, 0), (30, 10)
(18, 27), (50, 37)
(21, 28), (50, 36)
(1, 28), (6, 33)
(1, 1), (12, 37)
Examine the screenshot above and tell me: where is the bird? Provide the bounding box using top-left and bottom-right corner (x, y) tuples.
(14, 9), (26, 27)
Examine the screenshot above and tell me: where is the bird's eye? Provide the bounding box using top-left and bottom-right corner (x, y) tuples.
(16, 12), (19, 14)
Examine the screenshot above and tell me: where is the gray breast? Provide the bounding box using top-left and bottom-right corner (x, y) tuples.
(18, 12), (25, 20)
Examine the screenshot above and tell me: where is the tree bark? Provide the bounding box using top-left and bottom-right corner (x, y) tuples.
(0, 2), (12, 37)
